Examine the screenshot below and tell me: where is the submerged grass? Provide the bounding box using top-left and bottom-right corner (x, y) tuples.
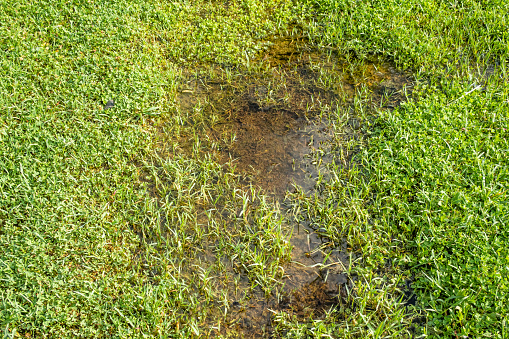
(1, 0), (508, 338)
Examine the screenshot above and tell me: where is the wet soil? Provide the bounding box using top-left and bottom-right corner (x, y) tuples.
(174, 37), (412, 337)
(222, 230), (357, 338)
(207, 81), (334, 197)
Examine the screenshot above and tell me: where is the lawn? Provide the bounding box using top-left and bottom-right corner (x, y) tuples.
(0, 0), (507, 338)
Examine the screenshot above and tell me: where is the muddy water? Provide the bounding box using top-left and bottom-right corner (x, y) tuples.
(209, 94), (332, 198)
(178, 37), (412, 337)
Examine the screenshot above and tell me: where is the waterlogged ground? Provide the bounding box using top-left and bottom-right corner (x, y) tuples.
(165, 39), (412, 337)
(3, 1), (507, 338)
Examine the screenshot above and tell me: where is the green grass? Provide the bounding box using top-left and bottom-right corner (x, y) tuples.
(285, 0), (509, 337)
(300, 0), (509, 70)
(1, 0), (508, 337)
(0, 0), (296, 337)
(368, 79), (509, 336)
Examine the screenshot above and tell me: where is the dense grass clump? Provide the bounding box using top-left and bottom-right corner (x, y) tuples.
(301, 0), (509, 70)
(367, 79), (509, 336)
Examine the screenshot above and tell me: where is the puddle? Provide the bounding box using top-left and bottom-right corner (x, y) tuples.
(221, 230), (357, 338)
(173, 37), (412, 338)
(208, 87), (333, 197)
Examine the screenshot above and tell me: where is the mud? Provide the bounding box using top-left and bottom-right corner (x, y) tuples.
(207, 79), (334, 197)
(174, 37), (412, 337)
(222, 230), (357, 338)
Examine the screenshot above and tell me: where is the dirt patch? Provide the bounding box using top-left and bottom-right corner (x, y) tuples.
(280, 279), (340, 318)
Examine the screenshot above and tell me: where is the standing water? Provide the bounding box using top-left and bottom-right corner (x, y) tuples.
(175, 37), (411, 337)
